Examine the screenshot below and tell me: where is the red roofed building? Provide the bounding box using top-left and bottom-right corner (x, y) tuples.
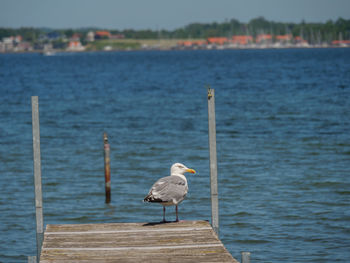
(67, 41), (85, 51)
(14, 35), (22, 43)
(95, 31), (111, 39)
(256, 34), (272, 43)
(177, 41), (194, 47)
(70, 33), (81, 41)
(275, 34), (293, 42)
(294, 36), (309, 46)
(177, 40), (207, 49)
(231, 35), (253, 45)
(332, 40), (350, 46)
(207, 37), (228, 45)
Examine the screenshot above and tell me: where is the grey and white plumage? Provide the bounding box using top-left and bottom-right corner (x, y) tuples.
(144, 163), (196, 222)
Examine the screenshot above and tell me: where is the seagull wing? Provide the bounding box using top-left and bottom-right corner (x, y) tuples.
(144, 176), (188, 204)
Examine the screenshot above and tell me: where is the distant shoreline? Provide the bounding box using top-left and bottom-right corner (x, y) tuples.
(1, 42), (349, 55)
(2, 17), (349, 53)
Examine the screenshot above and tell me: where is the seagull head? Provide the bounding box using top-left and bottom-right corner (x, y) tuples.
(171, 163), (196, 176)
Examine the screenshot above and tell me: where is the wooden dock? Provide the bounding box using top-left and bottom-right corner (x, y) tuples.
(40, 220), (238, 262)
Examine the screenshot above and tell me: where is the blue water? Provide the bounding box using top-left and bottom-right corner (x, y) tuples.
(0, 49), (350, 262)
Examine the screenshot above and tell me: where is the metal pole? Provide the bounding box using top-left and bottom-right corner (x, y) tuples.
(104, 132), (111, 203)
(31, 96), (43, 262)
(241, 252), (251, 263)
(207, 87), (219, 235)
(27, 256), (37, 263)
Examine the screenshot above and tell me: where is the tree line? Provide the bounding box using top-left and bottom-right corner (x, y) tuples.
(1, 17), (349, 43)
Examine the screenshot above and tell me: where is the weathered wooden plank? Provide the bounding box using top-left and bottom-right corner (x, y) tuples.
(46, 220), (210, 232)
(40, 220), (238, 263)
(41, 246), (234, 262)
(43, 231), (219, 248)
(45, 227), (212, 236)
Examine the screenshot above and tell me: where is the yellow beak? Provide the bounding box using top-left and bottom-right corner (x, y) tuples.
(186, 168), (196, 174)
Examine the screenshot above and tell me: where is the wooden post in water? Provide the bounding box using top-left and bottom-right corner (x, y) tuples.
(207, 87), (219, 235)
(104, 132), (111, 203)
(31, 96), (43, 262)
(241, 252), (251, 263)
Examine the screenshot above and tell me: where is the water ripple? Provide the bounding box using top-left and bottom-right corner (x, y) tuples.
(1, 49), (350, 262)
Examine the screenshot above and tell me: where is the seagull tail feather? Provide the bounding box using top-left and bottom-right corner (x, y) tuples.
(143, 193), (162, 203)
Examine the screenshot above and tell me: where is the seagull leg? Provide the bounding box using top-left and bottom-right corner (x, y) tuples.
(162, 206), (166, 223)
(175, 205), (179, 222)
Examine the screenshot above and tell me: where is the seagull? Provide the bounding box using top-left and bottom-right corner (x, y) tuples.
(143, 163), (196, 222)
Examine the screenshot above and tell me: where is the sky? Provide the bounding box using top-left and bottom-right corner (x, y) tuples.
(1, 0), (349, 30)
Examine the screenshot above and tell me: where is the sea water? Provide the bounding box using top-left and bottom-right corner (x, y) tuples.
(0, 48), (349, 262)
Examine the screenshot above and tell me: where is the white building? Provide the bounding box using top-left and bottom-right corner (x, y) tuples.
(87, 31), (95, 42)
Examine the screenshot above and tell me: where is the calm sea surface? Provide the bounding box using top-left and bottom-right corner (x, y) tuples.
(0, 49), (349, 262)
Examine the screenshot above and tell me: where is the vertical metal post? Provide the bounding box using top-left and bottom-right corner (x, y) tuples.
(27, 256), (37, 263)
(241, 252), (251, 263)
(31, 96), (43, 262)
(207, 87), (219, 235)
(104, 132), (111, 203)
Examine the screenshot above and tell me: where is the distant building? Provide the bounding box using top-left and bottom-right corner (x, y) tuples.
(256, 34), (273, 44)
(87, 31), (95, 42)
(207, 37), (228, 45)
(231, 35), (253, 45)
(43, 43), (53, 51)
(2, 37), (14, 52)
(47, 32), (61, 41)
(95, 31), (111, 39)
(0, 35), (33, 52)
(3, 37), (14, 44)
(275, 34), (293, 43)
(177, 41), (193, 48)
(17, 42), (33, 52)
(177, 40), (207, 49)
(332, 40), (350, 47)
(67, 41), (85, 51)
(14, 35), (22, 43)
(294, 36), (309, 47)
(70, 33), (81, 42)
